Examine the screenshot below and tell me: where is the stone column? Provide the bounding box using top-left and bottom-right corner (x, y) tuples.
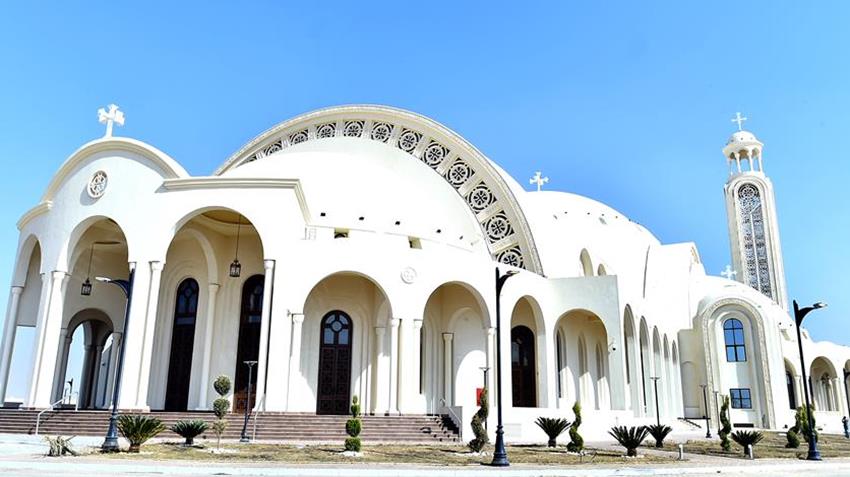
(285, 313), (305, 411)
(442, 333), (453, 406)
(388, 318), (401, 415)
(131, 261), (165, 409)
(0, 286), (23, 403)
(28, 271), (68, 408)
(78, 344), (95, 407)
(197, 283), (220, 409)
(88, 345), (104, 408)
(253, 260), (275, 411)
(373, 326), (388, 414)
(833, 377), (844, 413)
(104, 332), (122, 408)
(50, 329), (71, 403)
(409, 319), (423, 406)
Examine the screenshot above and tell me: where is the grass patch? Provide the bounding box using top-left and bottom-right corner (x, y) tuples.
(682, 432), (850, 459)
(96, 441), (672, 466)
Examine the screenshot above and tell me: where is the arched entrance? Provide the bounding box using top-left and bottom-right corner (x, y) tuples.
(511, 325), (536, 407)
(316, 311), (353, 415)
(164, 278), (199, 411)
(234, 274), (264, 413)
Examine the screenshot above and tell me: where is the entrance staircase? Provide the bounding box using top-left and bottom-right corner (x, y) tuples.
(0, 409), (460, 443)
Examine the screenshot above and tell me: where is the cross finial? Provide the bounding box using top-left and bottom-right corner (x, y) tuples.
(731, 112), (748, 131)
(97, 104), (125, 137)
(721, 265), (738, 280)
(529, 171), (549, 192)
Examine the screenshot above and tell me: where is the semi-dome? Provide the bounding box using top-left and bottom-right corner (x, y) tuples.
(723, 129), (763, 160)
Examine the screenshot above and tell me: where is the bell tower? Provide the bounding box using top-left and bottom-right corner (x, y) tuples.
(723, 113), (788, 310)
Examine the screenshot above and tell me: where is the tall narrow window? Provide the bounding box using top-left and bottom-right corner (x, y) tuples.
(234, 275), (264, 413)
(723, 319), (747, 362)
(555, 330), (564, 398)
(786, 371), (796, 409)
(737, 184), (772, 298)
(510, 326), (537, 407)
(164, 278), (199, 411)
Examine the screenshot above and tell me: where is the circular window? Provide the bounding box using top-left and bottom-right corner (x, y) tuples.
(87, 171), (108, 199)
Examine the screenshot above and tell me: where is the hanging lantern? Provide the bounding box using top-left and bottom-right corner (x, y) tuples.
(81, 243), (95, 296)
(230, 214), (242, 278)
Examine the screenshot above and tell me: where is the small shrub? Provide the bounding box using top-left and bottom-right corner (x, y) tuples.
(171, 420), (208, 446)
(211, 420), (228, 449)
(798, 404), (818, 443)
(345, 395), (362, 453)
(645, 424), (672, 448)
(608, 426), (649, 457)
(566, 402), (584, 453)
(534, 417), (571, 448)
(213, 375), (232, 397)
(467, 388), (489, 453)
(44, 435), (78, 457)
(731, 430), (764, 457)
(786, 428), (800, 448)
(213, 398), (230, 420)
(116, 415), (165, 453)
(719, 395), (732, 452)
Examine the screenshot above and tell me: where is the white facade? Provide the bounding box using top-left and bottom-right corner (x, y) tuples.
(1, 105), (849, 442)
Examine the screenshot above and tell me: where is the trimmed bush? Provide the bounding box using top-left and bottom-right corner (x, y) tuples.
(719, 395), (732, 452)
(213, 375), (232, 397)
(117, 415), (165, 453)
(645, 424), (672, 448)
(345, 395), (362, 452)
(798, 404), (818, 443)
(211, 374), (231, 450)
(785, 428), (800, 448)
(213, 398), (230, 420)
(731, 430), (764, 457)
(608, 425), (649, 457)
(171, 420), (208, 446)
(534, 417), (571, 448)
(467, 388), (489, 453)
(566, 402), (584, 453)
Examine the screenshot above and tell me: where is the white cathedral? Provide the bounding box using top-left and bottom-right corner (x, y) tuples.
(1, 104), (848, 442)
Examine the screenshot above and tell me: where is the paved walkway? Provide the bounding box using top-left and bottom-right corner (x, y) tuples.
(4, 433), (850, 477)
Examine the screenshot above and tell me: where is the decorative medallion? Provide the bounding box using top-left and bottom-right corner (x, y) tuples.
(400, 267), (417, 284)
(87, 171), (108, 199)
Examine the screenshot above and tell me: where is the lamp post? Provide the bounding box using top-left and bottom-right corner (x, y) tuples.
(793, 299), (827, 461)
(700, 384), (711, 438)
(650, 377), (661, 427)
(240, 360), (258, 443)
(491, 267), (517, 467)
(97, 270), (135, 452)
(843, 370), (850, 439)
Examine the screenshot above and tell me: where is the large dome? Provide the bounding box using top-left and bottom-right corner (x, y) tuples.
(223, 137), (487, 252)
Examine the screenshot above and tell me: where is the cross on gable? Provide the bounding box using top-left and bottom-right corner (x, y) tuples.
(731, 112), (748, 131)
(721, 265), (738, 280)
(529, 171), (549, 192)
(98, 104), (125, 137)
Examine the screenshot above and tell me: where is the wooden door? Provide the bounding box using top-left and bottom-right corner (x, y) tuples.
(234, 275), (264, 413)
(316, 311), (353, 415)
(164, 279), (199, 411)
(511, 325), (537, 407)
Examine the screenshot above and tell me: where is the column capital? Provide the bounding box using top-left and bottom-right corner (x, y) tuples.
(291, 313), (305, 324)
(264, 259), (276, 271)
(10, 286), (24, 296)
(442, 332), (454, 343)
(390, 318), (401, 328)
(50, 270), (68, 281)
(375, 326), (386, 337)
(486, 327), (496, 337)
(208, 282), (221, 292)
(413, 319), (423, 330)
(128, 261), (137, 272)
(149, 261), (164, 272)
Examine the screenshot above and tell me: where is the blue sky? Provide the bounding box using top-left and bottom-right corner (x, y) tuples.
(1, 2), (848, 400)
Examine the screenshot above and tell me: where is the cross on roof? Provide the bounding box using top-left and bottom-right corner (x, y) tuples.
(731, 112), (748, 131)
(529, 171), (549, 192)
(721, 265), (738, 280)
(98, 104), (125, 137)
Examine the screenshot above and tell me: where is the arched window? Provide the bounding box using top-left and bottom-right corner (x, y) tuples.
(580, 249), (593, 277)
(737, 184), (772, 298)
(317, 311), (353, 415)
(723, 318), (747, 362)
(164, 278), (199, 411)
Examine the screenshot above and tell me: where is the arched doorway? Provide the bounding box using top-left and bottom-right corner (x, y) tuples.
(164, 278), (199, 411)
(234, 275), (264, 413)
(511, 325), (536, 407)
(316, 311), (353, 415)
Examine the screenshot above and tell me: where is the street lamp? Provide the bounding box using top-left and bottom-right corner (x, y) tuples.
(793, 299), (827, 461)
(97, 270), (135, 452)
(240, 360), (258, 443)
(700, 384), (711, 438)
(650, 377), (661, 427)
(491, 267), (517, 467)
(843, 370), (850, 439)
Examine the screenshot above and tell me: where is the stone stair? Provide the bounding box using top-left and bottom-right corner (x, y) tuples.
(0, 409), (460, 443)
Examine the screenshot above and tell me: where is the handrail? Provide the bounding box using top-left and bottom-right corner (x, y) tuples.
(439, 398), (462, 440)
(252, 394), (266, 441)
(35, 397), (65, 437)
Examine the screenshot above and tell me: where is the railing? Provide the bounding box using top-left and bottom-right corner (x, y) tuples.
(439, 398), (462, 441)
(251, 394), (266, 441)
